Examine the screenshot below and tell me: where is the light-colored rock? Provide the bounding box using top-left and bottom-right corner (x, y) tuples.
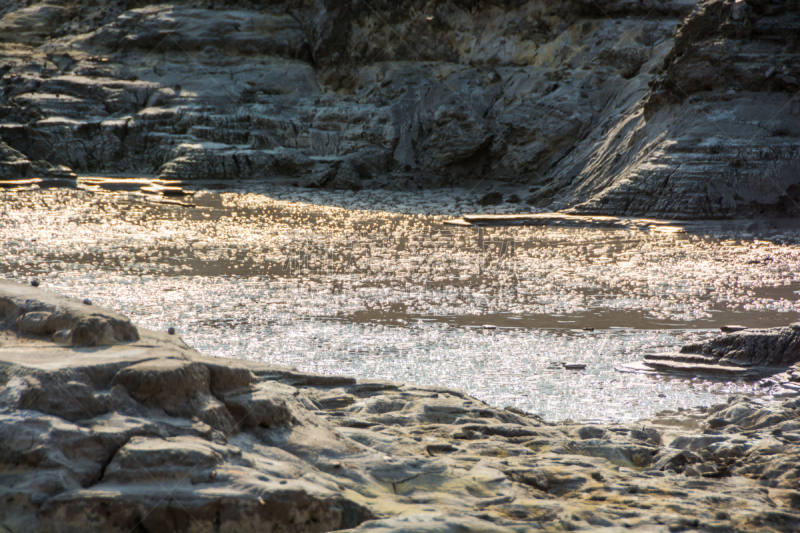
(1, 280), (139, 346)
(2, 282), (800, 532)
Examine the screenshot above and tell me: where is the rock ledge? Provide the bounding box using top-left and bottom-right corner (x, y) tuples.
(1, 280), (799, 532)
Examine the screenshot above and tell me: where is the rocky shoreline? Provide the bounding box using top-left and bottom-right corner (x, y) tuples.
(2, 280), (799, 532)
(1, 0), (799, 218)
(618, 324), (800, 392)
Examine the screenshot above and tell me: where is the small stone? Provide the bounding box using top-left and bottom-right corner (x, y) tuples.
(582, 327), (594, 331)
(31, 280), (39, 287)
(720, 325), (746, 333)
(168, 327), (175, 335)
(82, 298), (92, 305)
(477, 192), (503, 206)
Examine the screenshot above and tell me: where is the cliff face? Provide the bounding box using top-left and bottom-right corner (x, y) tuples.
(0, 0), (798, 217)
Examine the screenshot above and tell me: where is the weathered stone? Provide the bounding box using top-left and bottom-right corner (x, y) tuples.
(112, 359), (210, 404)
(1, 281), (138, 345)
(624, 322), (800, 383)
(2, 0), (797, 218)
(222, 383), (292, 429)
(3, 276), (800, 532)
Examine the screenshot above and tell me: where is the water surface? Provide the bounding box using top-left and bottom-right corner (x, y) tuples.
(3, 182), (799, 421)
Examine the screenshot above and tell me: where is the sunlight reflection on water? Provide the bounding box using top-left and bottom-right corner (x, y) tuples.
(2, 184), (800, 421)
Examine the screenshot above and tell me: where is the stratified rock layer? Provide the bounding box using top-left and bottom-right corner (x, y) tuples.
(1, 281), (800, 532)
(1, 0), (798, 217)
(621, 324), (800, 388)
(681, 323), (800, 368)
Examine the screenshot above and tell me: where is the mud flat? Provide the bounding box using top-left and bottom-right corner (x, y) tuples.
(1, 280), (799, 532)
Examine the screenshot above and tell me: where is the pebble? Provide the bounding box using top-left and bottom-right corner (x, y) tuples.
(720, 325), (747, 333)
(82, 298), (92, 305)
(30, 280), (39, 287)
(168, 327), (176, 335)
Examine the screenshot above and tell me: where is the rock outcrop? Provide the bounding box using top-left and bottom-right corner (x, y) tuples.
(0, 0), (798, 217)
(621, 323), (800, 389)
(2, 281), (800, 532)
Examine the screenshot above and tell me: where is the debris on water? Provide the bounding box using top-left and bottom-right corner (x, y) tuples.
(563, 363), (587, 370)
(720, 325), (747, 333)
(483, 325), (496, 330)
(82, 298), (92, 305)
(141, 185), (195, 197)
(583, 327), (594, 331)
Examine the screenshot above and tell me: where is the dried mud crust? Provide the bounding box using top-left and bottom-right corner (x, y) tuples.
(0, 281), (799, 532)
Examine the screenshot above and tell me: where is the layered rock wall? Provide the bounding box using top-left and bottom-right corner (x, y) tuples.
(1, 0), (798, 217)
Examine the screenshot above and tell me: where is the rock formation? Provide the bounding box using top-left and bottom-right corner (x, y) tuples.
(0, 0), (798, 217)
(2, 280), (800, 532)
(622, 323), (800, 391)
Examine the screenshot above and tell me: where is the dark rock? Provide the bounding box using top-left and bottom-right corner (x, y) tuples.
(477, 192), (503, 206)
(681, 323), (800, 368)
(2, 0), (797, 218)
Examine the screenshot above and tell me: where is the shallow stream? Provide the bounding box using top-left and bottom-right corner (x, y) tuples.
(3, 181), (800, 421)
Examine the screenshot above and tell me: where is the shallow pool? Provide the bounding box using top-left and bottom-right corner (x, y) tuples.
(3, 182), (799, 421)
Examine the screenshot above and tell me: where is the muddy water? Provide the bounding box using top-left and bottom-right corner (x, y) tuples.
(3, 182), (800, 421)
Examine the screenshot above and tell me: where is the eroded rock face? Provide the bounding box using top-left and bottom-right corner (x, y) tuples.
(1, 0), (796, 217)
(559, 0), (800, 217)
(2, 282), (800, 532)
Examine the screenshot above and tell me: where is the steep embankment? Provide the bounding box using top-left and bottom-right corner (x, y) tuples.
(0, 0), (798, 217)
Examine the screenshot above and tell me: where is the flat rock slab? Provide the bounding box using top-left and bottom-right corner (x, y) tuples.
(445, 213), (683, 229)
(623, 324), (800, 386)
(1, 283), (800, 532)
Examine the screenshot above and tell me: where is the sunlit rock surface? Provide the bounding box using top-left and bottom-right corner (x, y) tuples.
(2, 281), (800, 532)
(0, 0), (798, 217)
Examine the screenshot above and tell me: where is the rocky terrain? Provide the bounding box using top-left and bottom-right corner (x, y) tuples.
(2, 280), (800, 532)
(620, 323), (800, 391)
(0, 0), (798, 217)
